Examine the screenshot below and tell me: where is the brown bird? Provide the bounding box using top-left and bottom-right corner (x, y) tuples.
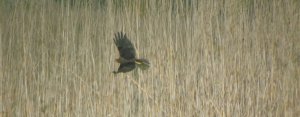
(113, 32), (150, 74)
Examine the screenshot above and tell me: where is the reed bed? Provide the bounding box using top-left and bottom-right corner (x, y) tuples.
(1, 0), (299, 116)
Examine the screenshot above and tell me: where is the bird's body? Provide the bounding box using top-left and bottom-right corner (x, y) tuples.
(113, 32), (150, 74)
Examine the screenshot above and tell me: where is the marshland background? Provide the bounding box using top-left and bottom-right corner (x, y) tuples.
(1, 0), (300, 116)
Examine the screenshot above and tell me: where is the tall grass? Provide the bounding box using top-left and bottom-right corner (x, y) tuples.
(1, 0), (299, 116)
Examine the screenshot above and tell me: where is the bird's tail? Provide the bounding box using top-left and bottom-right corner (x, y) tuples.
(135, 58), (150, 70)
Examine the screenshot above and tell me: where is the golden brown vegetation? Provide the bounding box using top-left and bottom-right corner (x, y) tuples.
(1, 0), (300, 116)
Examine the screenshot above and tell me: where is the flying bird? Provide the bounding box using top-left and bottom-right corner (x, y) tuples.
(113, 32), (150, 74)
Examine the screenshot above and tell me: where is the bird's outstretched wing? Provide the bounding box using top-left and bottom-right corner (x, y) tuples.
(113, 32), (136, 60)
(114, 62), (136, 74)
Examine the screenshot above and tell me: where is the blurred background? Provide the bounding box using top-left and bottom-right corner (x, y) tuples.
(1, 0), (299, 116)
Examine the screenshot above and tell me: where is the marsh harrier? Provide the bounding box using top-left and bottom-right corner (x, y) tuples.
(113, 32), (150, 74)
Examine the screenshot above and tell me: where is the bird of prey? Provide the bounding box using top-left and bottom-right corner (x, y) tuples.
(113, 32), (150, 74)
